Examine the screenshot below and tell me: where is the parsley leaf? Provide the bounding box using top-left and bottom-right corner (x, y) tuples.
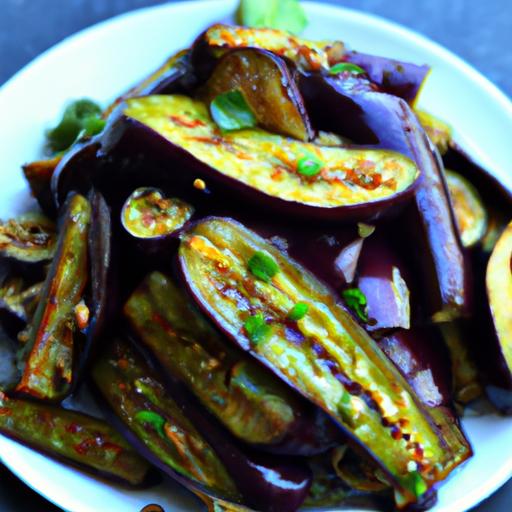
(237, 0), (308, 34)
(210, 90), (256, 132)
(244, 313), (271, 344)
(341, 287), (369, 323)
(248, 251), (279, 282)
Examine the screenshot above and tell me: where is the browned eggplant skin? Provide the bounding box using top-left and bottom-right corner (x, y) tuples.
(299, 72), (469, 321)
(16, 194), (91, 401)
(22, 156), (62, 216)
(178, 217), (468, 507)
(0, 392), (150, 485)
(92, 337), (313, 512)
(124, 271), (340, 455)
(201, 48), (314, 141)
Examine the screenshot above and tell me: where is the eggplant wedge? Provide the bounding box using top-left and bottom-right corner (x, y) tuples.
(0, 213), (56, 263)
(0, 392), (150, 485)
(192, 24), (335, 77)
(342, 51), (430, 105)
(178, 216), (467, 507)
(445, 170), (488, 249)
(22, 156), (62, 216)
(121, 187), (194, 254)
(353, 234), (411, 334)
(299, 73), (469, 321)
(125, 271), (340, 455)
(92, 337), (312, 512)
(378, 328), (472, 468)
(106, 95), (419, 222)
(201, 48), (313, 141)
(415, 110), (452, 156)
(104, 50), (197, 117)
(485, 220), (512, 412)
(16, 194), (91, 401)
(439, 322), (483, 405)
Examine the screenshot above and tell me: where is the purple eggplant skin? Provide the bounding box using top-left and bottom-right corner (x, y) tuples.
(92, 337), (312, 512)
(121, 187), (195, 257)
(103, 50), (197, 117)
(378, 328), (473, 474)
(342, 51), (430, 105)
(299, 72), (470, 322)
(125, 271), (341, 456)
(355, 233), (411, 335)
(0, 391), (151, 486)
(51, 139), (102, 209)
(98, 95), (420, 225)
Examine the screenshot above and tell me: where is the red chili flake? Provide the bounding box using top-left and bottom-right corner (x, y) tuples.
(0, 408), (12, 416)
(390, 425), (402, 440)
(169, 115), (205, 129)
(65, 423), (81, 434)
(117, 359), (129, 370)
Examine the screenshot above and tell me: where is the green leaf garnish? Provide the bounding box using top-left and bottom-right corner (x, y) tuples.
(357, 222), (375, 238)
(82, 116), (106, 137)
(134, 410), (166, 438)
(237, 0), (308, 34)
(329, 62), (366, 75)
(288, 302), (309, 321)
(297, 154), (323, 177)
(210, 90), (257, 132)
(404, 471), (428, 498)
(46, 99), (103, 153)
(244, 312), (271, 344)
(248, 251), (279, 282)
(341, 288), (369, 323)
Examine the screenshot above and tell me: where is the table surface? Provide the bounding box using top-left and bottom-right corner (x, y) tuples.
(1, 0), (511, 511)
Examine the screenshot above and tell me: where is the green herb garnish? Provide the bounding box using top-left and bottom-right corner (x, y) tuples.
(288, 302), (309, 321)
(210, 90), (257, 132)
(46, 99), (103, 153)
(297, 154), (323, 177)
(357, 222), (375, 238)
(244, 312), (271, 344)
(404, 471), (428, 498)
(134, 410), (166, 438)
(329, 62), (366, 76)
(248, 251), (279, 282)
(341, 287), (369, 323)
(237, 0), (308, 34)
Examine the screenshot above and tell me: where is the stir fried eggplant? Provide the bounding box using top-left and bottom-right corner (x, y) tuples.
(107, 95), (419, 222)
(0, 391), (150, 484)
(0, 213), (56, 263)
(7, 15), (512, 512)
(121, 187), (194, 254)
(299, 72), (469, 321)
(16, 194), (91, 401)
(92, 337), (312, 512)
(179, 217), (466, 507)
(485, 221), (512, 413)
(201, 48), (313, 141)
(125, 271), (340, 454)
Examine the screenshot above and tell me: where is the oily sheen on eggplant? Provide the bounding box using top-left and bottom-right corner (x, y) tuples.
(105, 94), (420, 222)
(178, 216), (468, 508)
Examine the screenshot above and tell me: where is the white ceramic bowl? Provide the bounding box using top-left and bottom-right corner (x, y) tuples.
(1, 1), (511, 511)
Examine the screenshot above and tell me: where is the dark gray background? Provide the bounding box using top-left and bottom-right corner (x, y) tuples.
(0, 0), (511, 511)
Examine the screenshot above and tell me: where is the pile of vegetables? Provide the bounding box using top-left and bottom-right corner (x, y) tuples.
(1, 1), (511, 510)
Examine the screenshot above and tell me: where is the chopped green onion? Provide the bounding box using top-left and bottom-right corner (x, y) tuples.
(357, 222), (375, 238)
(329, 62), (366, 76)
(210, 90), (257, 132)
(237, 0), (308, 34)
(46, 99), (103, 153)
(341, 287), (369, 323)
(244, 312), (271, 344)
(248, 251), (279, 282)
(297, 154), (323, 177)
(134, 410), (166, 438)
(288, 302), (309, 321)
(405, 471), (428, 498)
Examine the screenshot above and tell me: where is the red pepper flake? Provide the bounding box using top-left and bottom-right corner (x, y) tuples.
(0, 408), (12, 416)
(169, 115), (205, 128)
(117, 358), (129, 370)
(390, 425), (402, 440)
(74, 301), (90, 330)
(65, 423), (81, 434)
